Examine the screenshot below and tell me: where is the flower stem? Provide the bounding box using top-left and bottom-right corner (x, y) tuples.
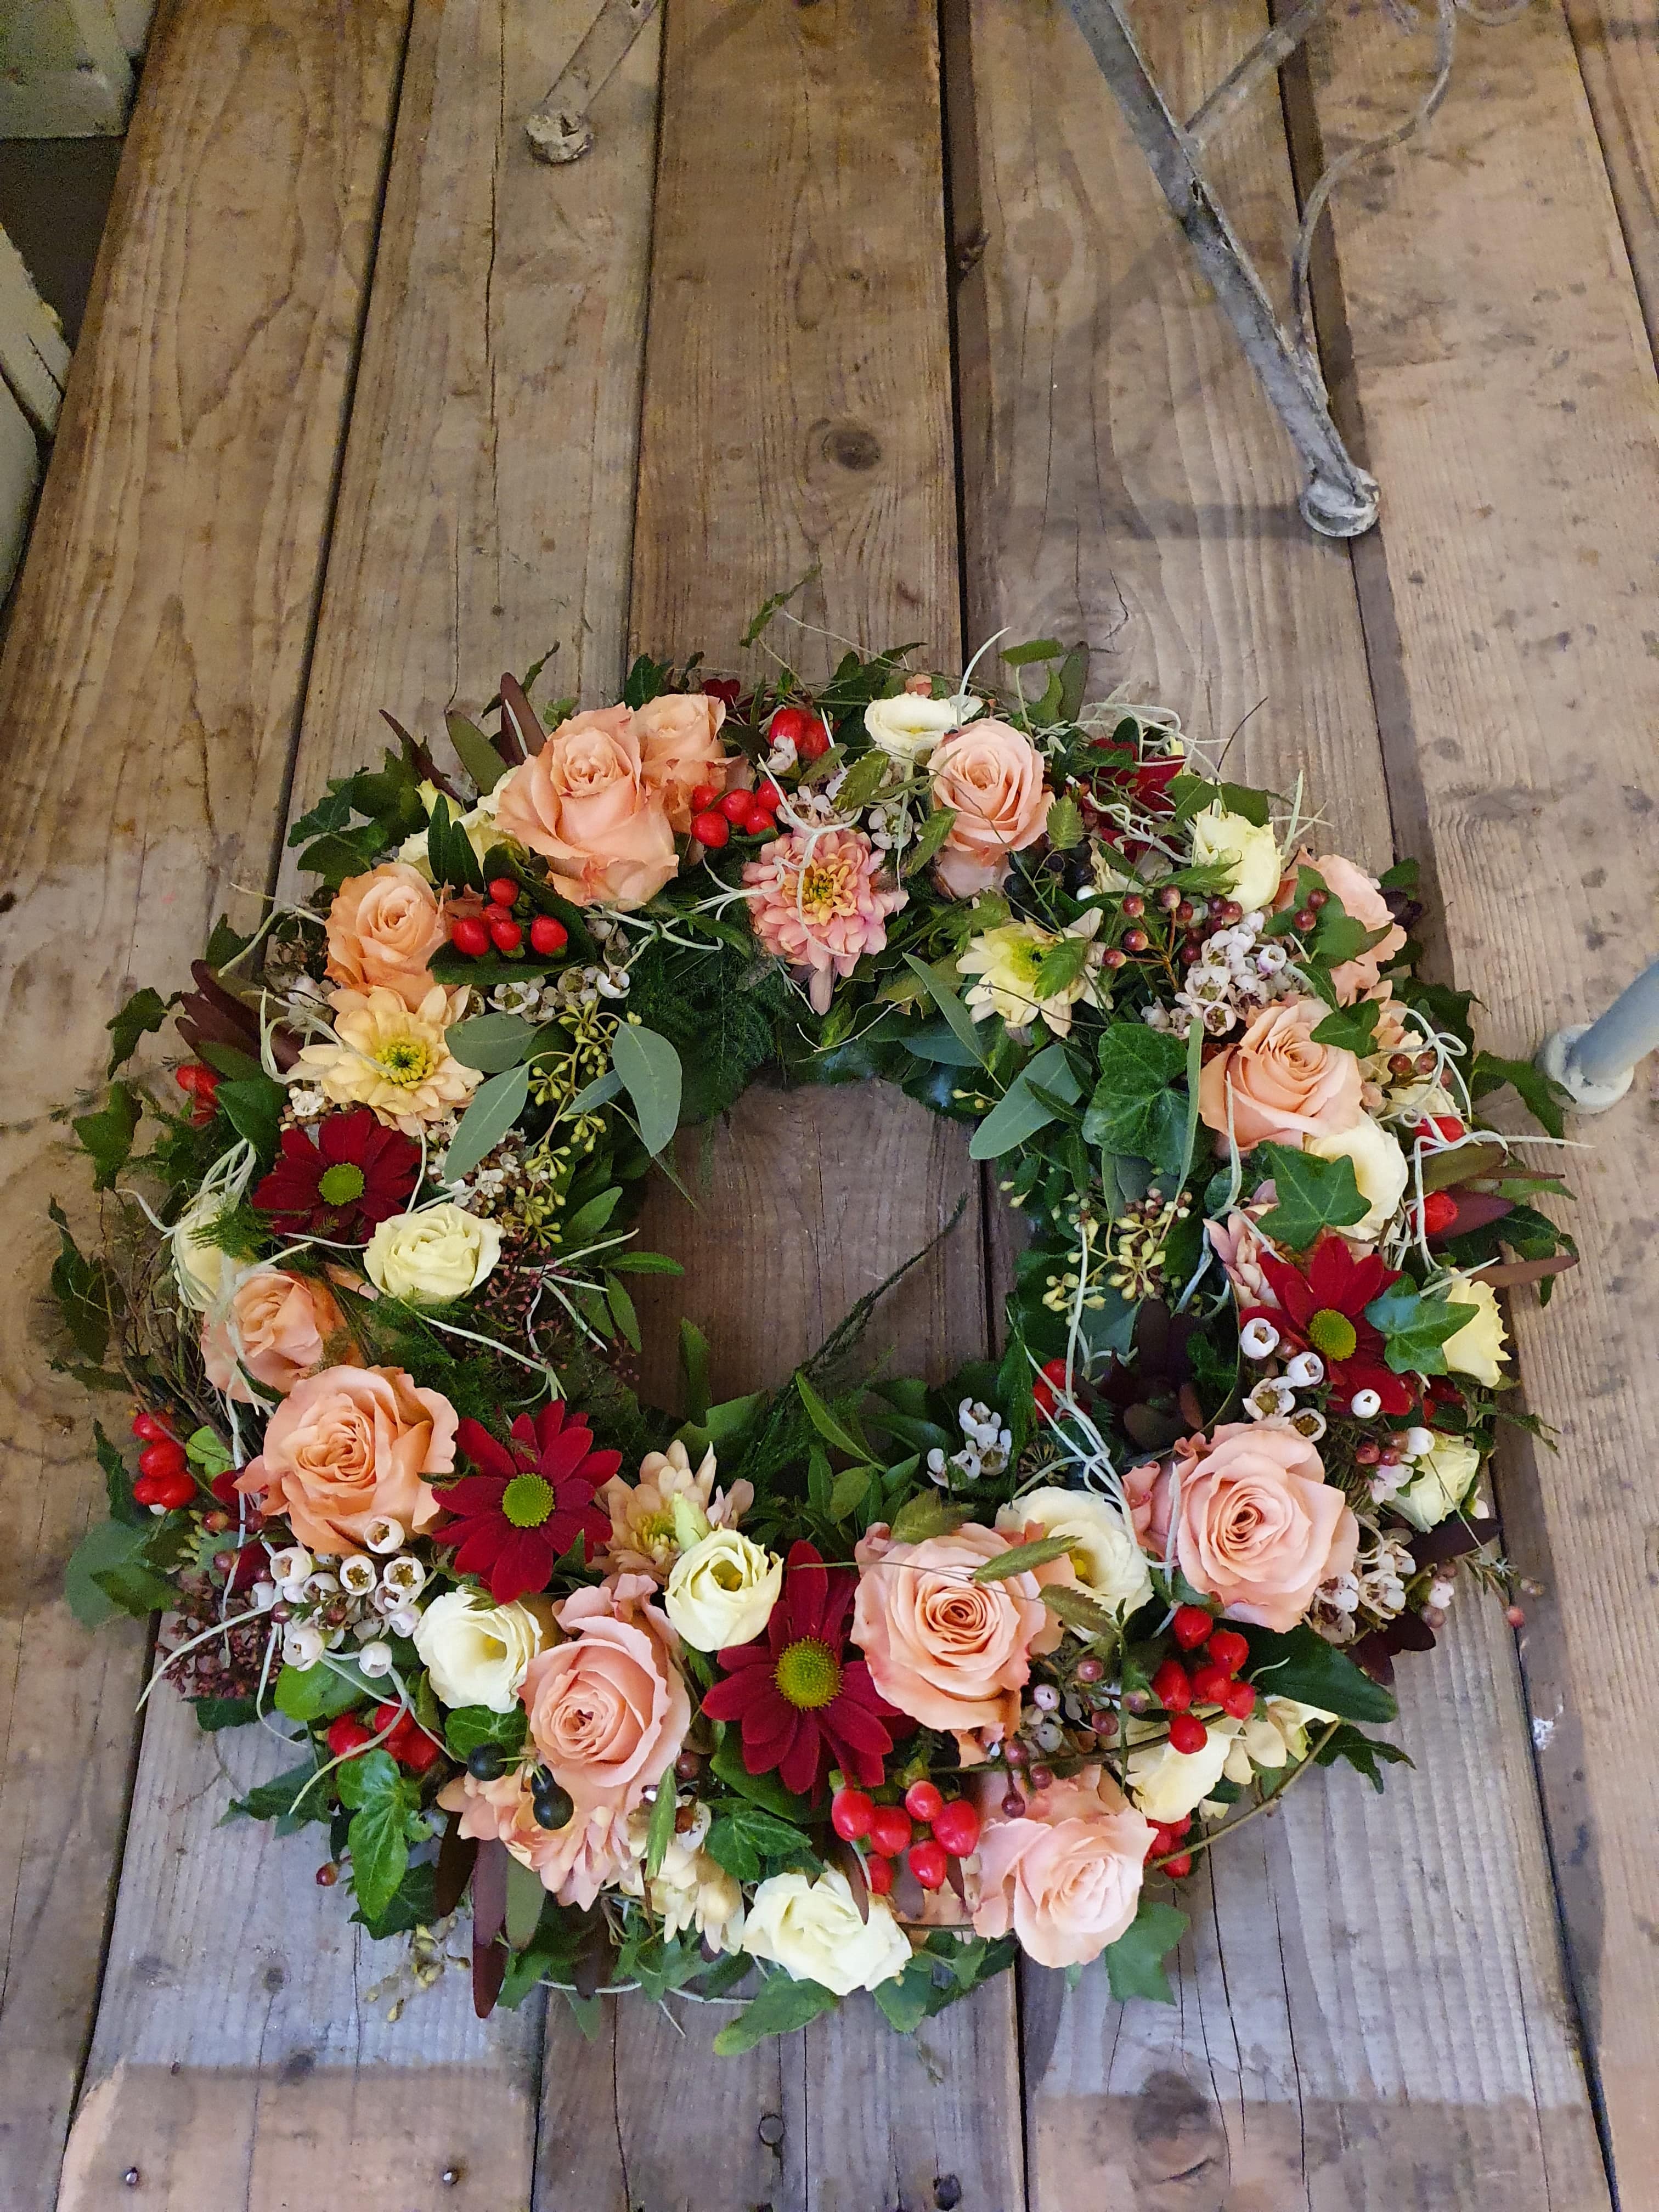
(1149, 1719), (1344, 1872)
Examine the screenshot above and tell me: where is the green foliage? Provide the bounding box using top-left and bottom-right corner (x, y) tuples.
(969, 1042), (1084, 1160)
(49, 1201), (120, 1365)
(1364, 1283), (1476, 1376)
(337, 1748), (425, 1925)
(713, 1970), (838, 2053)
(611, 1024), (682, 1156)
(1253, 1143), (1368, 1249)
(443, 1705), (528, 1760)
(1470, 1050), (1568, 1140)
(73, 1082), (141, 1190)
(106, 985), (175, 1077)
(1313, 1723), (1414, 1791)
(1235, 1623), (1398, 1724)
(1309, 999), (1381, 1056)
(1083, 1024), (1187, 1171)
(1102, 1899), (1188, 2004)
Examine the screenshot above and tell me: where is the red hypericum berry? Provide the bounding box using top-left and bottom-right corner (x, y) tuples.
(769, 703), (823, 759)
(1191, 1662), (1231, 1706)
(932, 1798), (980, 1858)
(1122, 927), (1149, 953)
(1220, 1679), (1257, 1720)
(1355, 1440), (1382, 1465)
(210, 1469), (240, 1508)
(1206, 1628), (1249, 1675)
(865, 1852), (895, 1897)
(689, 782), (719, 814)
(692, 808), (730, 849)
(400, 1728), (443, 1774)
(1121, 894), (1145, 918)
(1032, 1356), (1069, 1418)
(132, 1474), (164, 1506)
(742, 799), (776, 836)
(529, 915), (568, 957)
(1146, 1824), (1176, 1860)
(1167, 1713), (1209, 1756)
(315, 1862), (339, 1886)
(718, 789), (752, 823)
(488, 916), (523, 955)
(1419, 1189), (1460, 1237)
(868, 1805), (913, 1857)
(756, 781), (785, 811)
(908, 1839), (949, 1891)
(1506, 1604), (1526, 1629)
(1161, 1850), (1194, 1878)
(155, 1471), (197, 1510)
(1165, 1814), (1193, 1841)
(1414, 1113), (1465, 1145)
(487, 877), (518, 909)
(904, 1780), (945, 1824)
(138, 1438), (188, 1480)
(450, 915), (490, 957)
(327, 1714), (375, 1762)
(1172, 1605), (1213, 1650)
(132, 1411), (172, 1442)
(1152, 1660), (1192, 1711)
(831, 1787), (876, 1842)
(1293, 907), (1318, 932)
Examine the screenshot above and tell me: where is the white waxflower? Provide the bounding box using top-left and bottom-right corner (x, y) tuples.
(338, 1555), (377, 1598)
(283, 1624), (324, 1670)
(364, 1517), (405, 1555)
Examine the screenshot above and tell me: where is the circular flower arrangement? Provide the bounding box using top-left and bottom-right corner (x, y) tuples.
(57, 622), (1577, 2043)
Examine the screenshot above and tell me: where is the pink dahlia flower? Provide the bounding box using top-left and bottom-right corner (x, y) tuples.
(742, 827), (906, 1012)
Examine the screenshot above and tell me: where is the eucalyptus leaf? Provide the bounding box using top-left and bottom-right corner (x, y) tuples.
(442, 1062), (531, 1182)
(611, 1024), (682, 1156)
(968, 1043), (1083, 1160)
(445, 1013), (538, 1074)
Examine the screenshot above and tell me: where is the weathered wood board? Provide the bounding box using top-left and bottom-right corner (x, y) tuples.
(1297, 1), (1659, 2198)
(949, 2), (1610, 2204)
(0, 4), (409, 2204)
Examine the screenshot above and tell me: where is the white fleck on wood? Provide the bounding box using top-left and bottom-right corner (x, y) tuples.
(0, 219), (69, 437)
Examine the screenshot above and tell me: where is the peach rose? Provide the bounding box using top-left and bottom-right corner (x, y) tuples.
(1164, 1423), (1358, 1632)
(521, 1572), (690, 1823)
(1308, 853), (1408, 1005)
(1198, 995), (1363, 1152)
(928, 720), (1051, 898)
(851, 1522), (1066, 1761)
(437, 1769), (634, 1911)
(234, 1363), (454, 1554)
(971, 1766), (1152, 1968)
(201, 1268), (347, 1401)
(324, 862), (451, 1008)
(494, 705), (678, 909)
(634, 692), (736, 833)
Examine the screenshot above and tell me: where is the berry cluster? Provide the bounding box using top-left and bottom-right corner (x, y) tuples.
(129, 1410), (198, 1511)
(690, 780), (786, 851)
(173, 1060), (221, 1126)
(326, 1703), (442, 1774)
(449, 877), (570, 962)
(830, 1777), (981, 1895)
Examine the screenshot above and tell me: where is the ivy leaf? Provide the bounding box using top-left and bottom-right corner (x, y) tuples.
(1254, 1143), (1367, 1250)
(973, 1534), (1074, 1582)
(224, 1758), (326, 1826)
(443, 1705), (528, 1761)
(1309, 1000), (1381, 1056)
(871, 1954), (938, 2035)
(445, 1013), (539, 1074)
(105, 986), (174, 1077)
(1313, 1723), (1414, 1792)
(94, 1421), (145, 1528)
(902, 804), (957, 877)
(713, 1971), (838, 2055)
(442, 1062), (531, 1182)
(274, 1657), (375, 1723)
(64, 1520), (153, 1628)
(216, 1074), (285, 1160)
(1235, 1623), (1397, 1723)
(1470, 1051), (1568, 1141)
(1363, 1284), (1476, 1377)
(968, 1042), (1084, 1161)
(49, 1203), (116, 1366)
(1002, 637), (1066, 667)
(337, 1750), (415, 1925)
(1102, 1899), (1188, 2005)
(611, 1024), (682, 1156)
(1082, 1024), (1187, 1171)
(355, 1860), (439, 1940)
(72, 1082), (140, 1190)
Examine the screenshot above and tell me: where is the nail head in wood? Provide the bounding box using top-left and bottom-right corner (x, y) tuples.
(757, 2110), (785, 2146)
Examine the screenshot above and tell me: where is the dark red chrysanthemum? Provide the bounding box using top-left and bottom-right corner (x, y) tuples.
(438, 1403), (619, 1602)
(699, 1539), (901, 1802)
(252, 1107), (421, 1240)
(1254, 1233), (1414, 1416)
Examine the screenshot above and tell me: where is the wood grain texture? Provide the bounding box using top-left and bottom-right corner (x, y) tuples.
(283, 0), (662, 871)
(1565, 0), (1659, 356)
(61, 1), (665, 2202)
(949, 3), (1607, 2202)
(0, 4), (407, 2203)
(1298, 2), (1659, 2196)
(595, 5), (1022, 2204)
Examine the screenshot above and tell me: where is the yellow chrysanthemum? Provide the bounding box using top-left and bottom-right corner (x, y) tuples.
(956, 909), (1103, 1038)
(293, 984), (482, 1135)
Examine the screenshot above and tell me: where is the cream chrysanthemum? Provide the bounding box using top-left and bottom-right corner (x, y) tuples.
(957, 910), (1103, 1038)
(292, 984), (482, 1134)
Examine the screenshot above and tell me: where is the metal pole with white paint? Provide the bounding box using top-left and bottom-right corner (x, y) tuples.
(1537, 958), (1659, 1113)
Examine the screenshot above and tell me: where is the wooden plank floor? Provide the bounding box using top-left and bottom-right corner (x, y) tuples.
(5, 1), (1656, 2205)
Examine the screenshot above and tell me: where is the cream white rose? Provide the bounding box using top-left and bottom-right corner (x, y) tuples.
(1393, 1431), (1481, 1531)
(414, 1585), (547, 1713)
(365, 1203), (501, 1304)
(1190, 805), (1284, 915)
(740, 1867), (912, 1995)
(864, 690), (978, 766)
(1125, 1714), (1239, 1824)
(663, 1528), (782, 1651)
(1306, 1115), (1409, 1239)
(1440, 1277), (1509, 1389)
(172, 1189), (235, 1312)
(996, 1487), (1152, 1617)
(1222, 1696), (1334, 1782)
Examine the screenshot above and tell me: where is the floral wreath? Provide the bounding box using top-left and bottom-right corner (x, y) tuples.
(57, 605), (1577, 2042)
